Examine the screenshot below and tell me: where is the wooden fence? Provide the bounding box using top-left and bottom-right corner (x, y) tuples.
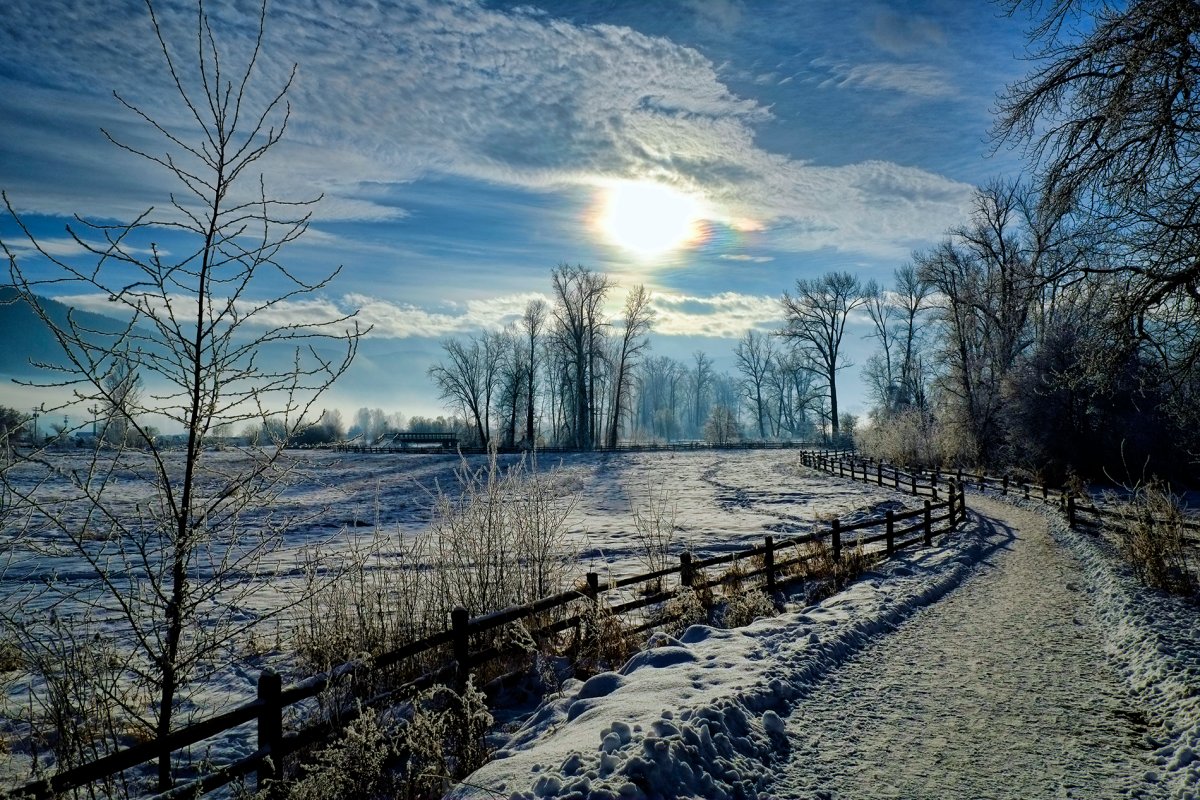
(330, 439), (833, 455)
(806, 451), (1200, 548)
(5, 448), (968, 800)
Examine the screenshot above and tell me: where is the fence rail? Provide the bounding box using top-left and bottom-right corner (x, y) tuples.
(808, 451), (1200, 548)
(4, 447), (968, 800)
(329, 439), (834, 455)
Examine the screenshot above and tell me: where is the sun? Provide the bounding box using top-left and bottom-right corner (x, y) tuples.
(595, 181), (705, 258)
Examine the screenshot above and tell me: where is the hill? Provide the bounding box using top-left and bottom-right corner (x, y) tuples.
(0, 286), (132, 378)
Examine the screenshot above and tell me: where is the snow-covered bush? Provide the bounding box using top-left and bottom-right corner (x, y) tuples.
(280, 706), (399, 800)
(720, 589), (777, 628)
(1110, 482), (1198, 597)
(571, 598), (638, 676)
(659, 588), (709, 636)
(401, 680), (492, 798)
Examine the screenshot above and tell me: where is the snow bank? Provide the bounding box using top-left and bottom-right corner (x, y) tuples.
(450, 516), (996, 800)
(1044, 504), (1200, 799)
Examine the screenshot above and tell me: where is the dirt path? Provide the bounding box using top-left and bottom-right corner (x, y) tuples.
(769, 495), (1157, 800)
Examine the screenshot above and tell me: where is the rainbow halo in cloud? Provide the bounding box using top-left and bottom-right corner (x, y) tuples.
(593, 180), (708, 259)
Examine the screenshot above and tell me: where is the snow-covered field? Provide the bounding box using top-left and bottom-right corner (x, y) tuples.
(5, 450), (1196, 799)
(0, 447), (913, 788)
(452, 493), (1200, 800)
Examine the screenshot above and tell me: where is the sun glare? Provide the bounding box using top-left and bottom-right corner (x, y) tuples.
(595, 181), (705, 258)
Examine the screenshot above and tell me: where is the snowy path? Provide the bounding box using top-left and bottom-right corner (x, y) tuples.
(769, 495), (1155, 799)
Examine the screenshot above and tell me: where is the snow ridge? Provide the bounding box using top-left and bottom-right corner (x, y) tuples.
(1044, 503), (1200, 799)
(452, 517), (995, 800)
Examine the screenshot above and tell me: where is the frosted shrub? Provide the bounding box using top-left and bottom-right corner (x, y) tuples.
(401, 679), (492, 798)
(720, 589), (777, 628)
(1112, 482), (1199, 597)
(629, 480), (679, 586)
(858, 408), (939, 467)
(429, 449), (576, 619)
(282, 706), (399, 800)
(294, 524), (439, 675)
(660, 588), (708, 636)
(571, 598), (637, 675)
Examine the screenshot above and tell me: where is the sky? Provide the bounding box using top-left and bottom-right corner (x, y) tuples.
(0, 0), (1036, 427)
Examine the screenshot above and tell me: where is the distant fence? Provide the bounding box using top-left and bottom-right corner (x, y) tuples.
(809, 451), (1200, 549)
(330, 439), (833, 455)
(6, 447), (968, 800)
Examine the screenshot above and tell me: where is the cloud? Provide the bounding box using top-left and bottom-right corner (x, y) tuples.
(719, 254), (774, 263)
(0, 0), (972, 261)
(814, 60), (958, 99)
(649, 291), (782, 338)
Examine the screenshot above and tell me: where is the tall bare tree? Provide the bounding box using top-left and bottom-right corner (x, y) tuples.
(606, 285), (655, 448)
(549, 264), (609, 449)
(0, 0), (363, 787)
(428, 332), (503, 448)
(520, 299), (547, 445)
(779, 271), (870, 438)
(734, 330), (775, 438)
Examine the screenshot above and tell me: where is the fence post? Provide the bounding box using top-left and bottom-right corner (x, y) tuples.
(1002, 475), (1009, 496)
(831, 519), (842, 563)
(877, 463), (883, 486)
(910, 472), (917, 495)
(1042, 484), (1048, 502)
(1067, 495), (1076, 529)
(1023, 481), (1030, 500)
(764, 536), (776, 593)
(839, 459), (845, 478)
(958, 482), (968, 521)
(956, 467), (963, 484)
(923, 500), (932, 546)
(257, 669), (283, 790)
(680, 552), (694, 588)
(452, 606), (470, 692)
(885, 510), (895, 555)
(948, 482), (956, 526)
(586, 571), (600, 607)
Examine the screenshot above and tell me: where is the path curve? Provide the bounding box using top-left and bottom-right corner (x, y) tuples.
(769, 495), (1157, 800)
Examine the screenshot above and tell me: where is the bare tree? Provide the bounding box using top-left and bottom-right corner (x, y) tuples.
(520, 299), (547, 445)
(689, 351), (714, 437)
(734, 330), (775, 438)
(549, 264), (609, 449)
(429, 332), (503, 448)
(0, 0), (363, 788)
(996, 0), (1200, 313)
(779, 271), (870, 438)
(606, 285), (655, 448)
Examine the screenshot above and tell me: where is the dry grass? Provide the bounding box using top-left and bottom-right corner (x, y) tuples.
(1110, 481), (1199, 597)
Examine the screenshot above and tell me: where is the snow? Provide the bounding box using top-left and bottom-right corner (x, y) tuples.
(4, 451), (1197, 799)
(0, 447), (913, 784)
(451, 490), (1200, 800)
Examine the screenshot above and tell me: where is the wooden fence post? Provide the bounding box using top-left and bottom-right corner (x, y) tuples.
(764, 536), (775, 593)
(257, 669), (283, 790)
(910, 472), (917, 495)
(877, 463), (883, 486)
(680, 552), (694, 588)
(1041, 484), (1048, 502)
(452, 606), (470, 692)
(1023, 482), (1030, 500)
(1002, 475), (1009, 496)
(958, 482), (968, 520)
(831, 519), (842, 563)
(885, 510), (895, 555)
(1067, 495), (1076, 529)
(923, 500), (932, 546)
(839, 459), (845, 478)
(948, 482), (956, 526)
(956, 468), (963, 484)
(586, 571), (600, 607)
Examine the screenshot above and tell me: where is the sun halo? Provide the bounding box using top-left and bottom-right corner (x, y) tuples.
(594, 181), (706, 259)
